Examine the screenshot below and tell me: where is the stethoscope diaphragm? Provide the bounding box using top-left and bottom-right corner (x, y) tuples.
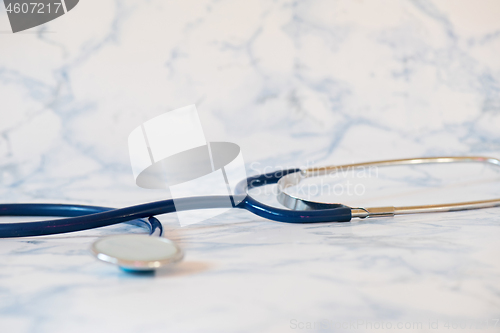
(91, 234), (184, 272)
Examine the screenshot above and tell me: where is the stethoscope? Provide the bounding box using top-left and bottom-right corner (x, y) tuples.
(1, 156), (499, 272)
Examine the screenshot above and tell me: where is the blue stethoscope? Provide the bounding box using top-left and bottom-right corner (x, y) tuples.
(0, 169), (350, 238)
(2, 156), (499, 272)
(0, 168), (350, 272)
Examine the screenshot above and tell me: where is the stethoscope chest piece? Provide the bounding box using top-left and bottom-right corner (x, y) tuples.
(91, 234), (184, 272)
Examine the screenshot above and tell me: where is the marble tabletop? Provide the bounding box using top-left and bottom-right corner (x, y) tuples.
(1, 1), (500, 332)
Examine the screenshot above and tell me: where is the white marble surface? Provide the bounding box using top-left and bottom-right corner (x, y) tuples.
(1, 1), (500, 332)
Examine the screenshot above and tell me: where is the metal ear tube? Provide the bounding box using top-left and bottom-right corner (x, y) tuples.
(277, 156), (500, 219)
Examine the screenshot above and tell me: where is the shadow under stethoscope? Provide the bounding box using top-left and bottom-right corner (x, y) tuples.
(155, 260), (213, 277)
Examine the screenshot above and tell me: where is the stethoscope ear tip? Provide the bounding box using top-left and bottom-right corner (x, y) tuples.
(90, 234), (184, 272)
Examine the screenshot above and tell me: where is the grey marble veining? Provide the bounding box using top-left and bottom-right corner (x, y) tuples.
(1, 1), (500, 332)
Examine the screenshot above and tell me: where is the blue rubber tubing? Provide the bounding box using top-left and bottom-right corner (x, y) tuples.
(0, 169), (351, 238)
